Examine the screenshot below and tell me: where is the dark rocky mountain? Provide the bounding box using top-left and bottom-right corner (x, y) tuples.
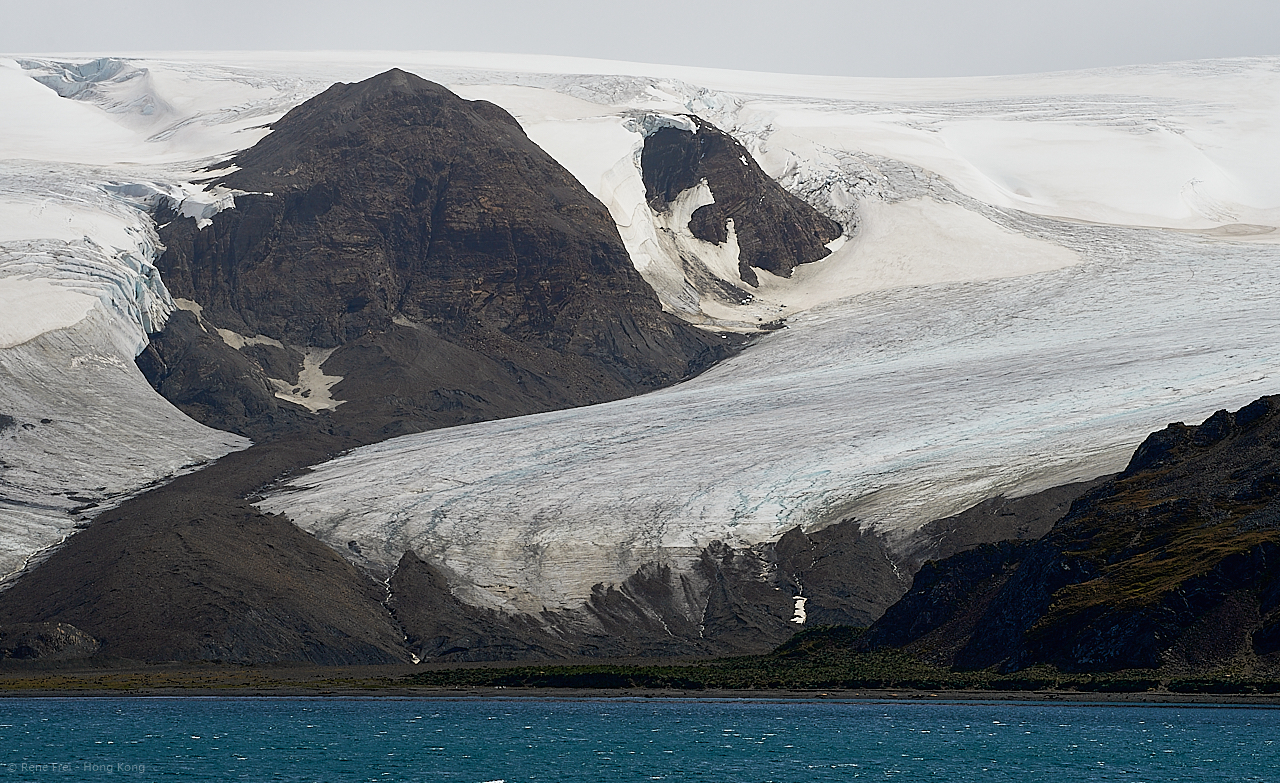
(862, 396), (1280, 674)
(145, 68), (737, 442)
(641, 115), (842, 287)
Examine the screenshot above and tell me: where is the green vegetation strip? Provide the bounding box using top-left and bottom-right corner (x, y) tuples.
(404, 628), (1280, 694)
(3, 628), (1275, 694)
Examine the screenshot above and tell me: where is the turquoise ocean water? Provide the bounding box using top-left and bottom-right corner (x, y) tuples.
(0, 697), (1276, 781)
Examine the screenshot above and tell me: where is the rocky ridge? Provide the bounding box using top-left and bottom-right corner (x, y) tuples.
(641, 114), (843, 288)
(862, 396), (1280, 674)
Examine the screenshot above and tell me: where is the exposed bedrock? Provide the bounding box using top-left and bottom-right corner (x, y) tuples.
(862, 396), (1280, 674)
(640, 114), (843, 287)
(384, 524), (913, 662)
(135, 310), (316, 439)
(0, 623), (100, 662)
(897, 476), (1109, 571)
(386, 485), (1091, 663)
(145, 69), (738, 443)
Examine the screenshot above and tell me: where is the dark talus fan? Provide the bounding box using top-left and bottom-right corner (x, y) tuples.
(0, 440), (410, 664)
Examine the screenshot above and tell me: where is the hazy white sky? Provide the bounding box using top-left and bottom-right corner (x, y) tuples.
(3, 0), (1278, 77)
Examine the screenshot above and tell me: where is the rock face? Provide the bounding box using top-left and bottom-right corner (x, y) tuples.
(863, 396), (1280, 673)
(135, 310), (316, 440)
(641, 115), (842, 287)
(388, 518), (910, 662)
(146, 69), (735, 442)
(0, 623), (99, 661)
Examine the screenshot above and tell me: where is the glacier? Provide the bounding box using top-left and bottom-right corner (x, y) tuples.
(251, 54), (1280, 614)
(0, 58), (269, 579)
(2, 52), (1280, 618)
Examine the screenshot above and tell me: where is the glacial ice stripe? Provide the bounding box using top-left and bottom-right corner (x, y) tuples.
(262, 222), (1280, 613)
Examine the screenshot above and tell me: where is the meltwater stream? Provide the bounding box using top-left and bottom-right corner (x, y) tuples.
(0, 697), (1275, 781)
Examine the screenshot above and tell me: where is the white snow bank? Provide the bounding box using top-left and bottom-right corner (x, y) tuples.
(522, 116), (639, 204)
(748, 197), (1079, 314)
(0, 278), (97, 348)
(0, 59), (141, 164)
(771, 95), (1280, 234)
(938, 120), (1253, 229)
(0, 197), (141, 248)
(792, 597), (807, 625)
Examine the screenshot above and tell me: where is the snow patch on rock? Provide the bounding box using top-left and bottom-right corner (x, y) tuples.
(268, 348), (345, 412)
(791, 597), (807, 625)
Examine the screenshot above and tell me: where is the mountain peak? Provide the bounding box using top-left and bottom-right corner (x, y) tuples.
(222, 69), (517, 192)
(323, 67), (458, 104)
(150, 69), (731, 440)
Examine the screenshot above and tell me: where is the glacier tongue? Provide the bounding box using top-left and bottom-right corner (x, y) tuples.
(0, 57), (268, 579)
(0, 304), (248, 579)
(261, 214), (1280, 613)
(0, 209), (249, 578)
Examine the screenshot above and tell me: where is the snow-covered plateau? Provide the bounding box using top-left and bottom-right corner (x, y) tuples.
(3, 52), (1280, 614)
